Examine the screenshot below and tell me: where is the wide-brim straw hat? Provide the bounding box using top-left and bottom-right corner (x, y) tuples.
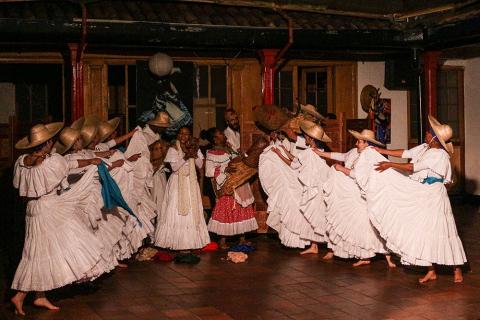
(71, 115), (100, 148)
(54, 127), (81, 155)
(300, 120), (332, 143)
(148, 111), (170, 127)
(98, 117), (121, 142)
(15, 122), (64, 150)
(300, 104), (325, 121)
(348, 129), (385, 147)
(252, 104), (290, 131)
(428, 115), (454, 154)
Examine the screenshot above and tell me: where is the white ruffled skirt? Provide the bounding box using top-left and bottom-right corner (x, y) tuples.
(11, 167), (104, 291)
(366, 168), (467, 266)
(153, 174), (210, 250)
(324, 168), (387, 259)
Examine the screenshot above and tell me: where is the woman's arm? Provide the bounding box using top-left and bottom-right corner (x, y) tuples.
(76, 158), (102, 168)
(373, 147), (405, 158)
(333, 163), (351, 176)
(375, 161), (413, 174)
(111, 128), (139, 146)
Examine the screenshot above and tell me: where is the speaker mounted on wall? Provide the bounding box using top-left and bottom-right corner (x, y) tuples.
(384, 58), (417, 90)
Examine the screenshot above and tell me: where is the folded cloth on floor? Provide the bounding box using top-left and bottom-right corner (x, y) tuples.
(202, 242), (219, 251)
(228, 244), (255, 253)
(227, 252), (248, 263)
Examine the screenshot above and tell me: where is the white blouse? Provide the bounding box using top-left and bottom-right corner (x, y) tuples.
(13, 153), (72, 198)
(165, 147), (204, 173)
(402, 144), (451, 183)
(330, 148), (360, 169)
(205, 149), (235, 189)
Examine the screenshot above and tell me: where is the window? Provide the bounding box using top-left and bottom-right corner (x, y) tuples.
(274, 70), (294, 111)
(193, 64), (228, 137)
(437, 68), (463, 143)
(0, 64), (64, 124)
(300, 67), (332, 116)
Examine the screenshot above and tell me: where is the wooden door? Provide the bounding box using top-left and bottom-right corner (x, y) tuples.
(437, 67), (464, 194)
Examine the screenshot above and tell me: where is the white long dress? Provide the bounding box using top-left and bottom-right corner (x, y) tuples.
(259, 143), (310, 248)
(124, 125), (160, 238)
(151, 164), (168, 213)
(153, 146), (210, 250)
(65, 151), (126, 271)
(11, 154), (104, 291)
(355, 147), (466, 266)
(294, 148), (330, 243)
(324, 148), (387, 259)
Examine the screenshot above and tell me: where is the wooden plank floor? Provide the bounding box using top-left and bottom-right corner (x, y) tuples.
(1, 201), (480, 320)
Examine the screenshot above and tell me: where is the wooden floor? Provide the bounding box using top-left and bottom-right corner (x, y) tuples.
(1, 200), (480, 320)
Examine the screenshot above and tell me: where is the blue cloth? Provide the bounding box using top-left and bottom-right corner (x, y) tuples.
(228, 244), (256, 253)
(97, 162), (142, 226)
(422, 176), (444, 185)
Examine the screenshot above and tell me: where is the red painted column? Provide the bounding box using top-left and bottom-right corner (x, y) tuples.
(260, 49), (278, 105)
(423, 51), (440, 118)
(68, 43), (85, 122)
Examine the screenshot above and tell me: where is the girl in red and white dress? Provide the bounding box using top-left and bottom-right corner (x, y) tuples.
(202, 127), (258, 249)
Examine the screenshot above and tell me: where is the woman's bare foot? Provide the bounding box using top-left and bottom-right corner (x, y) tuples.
(11, 293), (26, 316)
(419, 270), (437, 283)
(353, 260), (371, 267)
(385, 255), (397, 268)
(300, 244), (318, 255)
(33, 297), (60, 311)
(117, 263), (128, 268)
(454, 267), (463, 283)
(322, 251), (334, 260)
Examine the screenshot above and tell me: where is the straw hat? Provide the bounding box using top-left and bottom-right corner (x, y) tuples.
(428, 115), (454, 154)
(147, 111), (170, 127)
(300, 120), (331, 143)
(71, 115), (100, 148)
(252, 104), (290, 131)
(348, 129), (385, 147)
(98, 117), (121, 142)
(15, 122), (64, 150)
(300, 104), (325, 121)
(54, 127), (81, 154)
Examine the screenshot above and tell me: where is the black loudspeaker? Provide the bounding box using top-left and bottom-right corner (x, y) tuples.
(384, 59), (417, 90)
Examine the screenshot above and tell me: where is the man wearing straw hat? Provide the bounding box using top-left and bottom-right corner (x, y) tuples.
(346, 117), (466, 283)
(369, 115), (466, 283)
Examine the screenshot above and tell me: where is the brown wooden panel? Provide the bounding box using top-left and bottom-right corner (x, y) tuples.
(84, 62), (108, 121)
(334, 64), (357, 119)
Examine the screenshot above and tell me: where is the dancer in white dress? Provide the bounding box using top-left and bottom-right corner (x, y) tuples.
(123, 112), (171, 240)
(371, 115), (466, 283)
(10, 123), (105, 316)
(317, 129), (396, 268)
(260, 132), (312, 249)
(150, 139), (169, 215)
(154, 126), (210, 250)
(290, 120), (332, 255)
